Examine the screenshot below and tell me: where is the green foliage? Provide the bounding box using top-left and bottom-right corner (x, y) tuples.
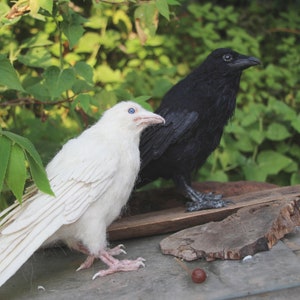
(0, 129), (53, 205)
(0, 0), (299, 209)
(0, 0), (177, 207)
(0, 55), (25, 92)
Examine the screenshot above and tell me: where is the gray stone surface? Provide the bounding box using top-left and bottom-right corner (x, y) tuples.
(2, 228), (300, 300)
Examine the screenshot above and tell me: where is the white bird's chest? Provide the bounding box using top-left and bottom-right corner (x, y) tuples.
(101, 142), (140, 224)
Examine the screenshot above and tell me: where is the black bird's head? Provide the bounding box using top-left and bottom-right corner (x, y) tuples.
(207, 48), (261, 72)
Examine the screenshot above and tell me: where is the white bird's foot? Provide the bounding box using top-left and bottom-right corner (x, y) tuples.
(92, 250), (145, 280)
(76, 244), (126, 271)
(76, 255), (95, 271)
(107, 244), (127, 256)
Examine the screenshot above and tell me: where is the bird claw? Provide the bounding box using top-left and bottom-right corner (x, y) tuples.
(185, 192), (230, 212)
(107, 244), (127, 256)
(76, 255), (96, 271)
(135, 257), (146, 264)
(92, 257), (145, 280)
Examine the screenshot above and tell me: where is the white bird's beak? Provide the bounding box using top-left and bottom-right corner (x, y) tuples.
(134, 111), (165, 128)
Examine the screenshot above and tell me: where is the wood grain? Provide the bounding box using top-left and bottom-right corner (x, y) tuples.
(160, 197), (300, 261)
(108, 183), (300, 241)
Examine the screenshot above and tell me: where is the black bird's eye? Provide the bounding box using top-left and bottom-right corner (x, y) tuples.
(223, 54), (233, 62)
(128, 107), (136, 114)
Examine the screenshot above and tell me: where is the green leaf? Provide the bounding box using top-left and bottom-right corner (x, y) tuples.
(112, 10), (132, 32)
(266, 123), (291, 141)
(25, 81), (50, 101)
(38, 0), (53, 14)
(291, 172), (300, 185)
(72, 79), (93, 94)
(0, 136), (12, 192)
(44, 66), (76, 100)
(26, 153), (54, 196)
(205, 170), (228, 182)
(249, 129), (265, 144)
(95, 65), (122, 83)
(75, 32), (101, 53)
(133, 95), (153, 111)
(92, 89), (118, 114)
(21, 33), (53, 49)
(28, 0), (41, 15)
(235, 135), (253, 152)
(6, 144), (26, 201)
(2, 131), (54, 196)
(291, 115), (300, 133)
(44, 66), (60, 98)
(3, 131), (44, 169)
(0, 55), (24, 92)
(18, 47), (52, 68)
(167, 0), (181, 4)
(283, 161), (298, 173)
(57, 68), (76, 96)
(133, 95), (152, 102)
(290, 144), (300, 160)
(218, 149), (242, 169)
(73, 94), (92, 113)
(242, 162), (267, 182)
(74, 62), (94, 85)
(61, 10), (86, 49)
(152, 78), (173, 98)
(240, 112), (259, 127)
(257, 150), (293, 175)
(268, 98), (297, 121)
(156, 0), (170, 20)
(134, 3), (158, 42)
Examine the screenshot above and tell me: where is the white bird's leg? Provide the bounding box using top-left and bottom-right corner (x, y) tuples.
(71, 241), (90, 255)
(92, 249), (145, 280)
(76, 255), (96, 271)
(71, 242), (96, 271)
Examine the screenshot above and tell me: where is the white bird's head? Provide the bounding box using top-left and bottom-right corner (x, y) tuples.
(101, 101), (165, 134)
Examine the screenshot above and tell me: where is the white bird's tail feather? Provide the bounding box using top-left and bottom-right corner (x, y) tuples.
(0, 193), (63, 287)
(0, 186), (37, 229)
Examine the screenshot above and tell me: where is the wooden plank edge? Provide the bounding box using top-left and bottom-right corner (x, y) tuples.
(108, 185), (300, 241)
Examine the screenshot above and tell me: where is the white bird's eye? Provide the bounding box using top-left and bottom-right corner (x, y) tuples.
(223, 54), (233, 62)
(128, 107), (136, 114)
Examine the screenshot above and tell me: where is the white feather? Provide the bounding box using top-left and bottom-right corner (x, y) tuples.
(0, 101), (164, 287)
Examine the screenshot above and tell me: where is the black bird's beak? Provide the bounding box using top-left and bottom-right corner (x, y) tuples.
(229, 55), (261, 70)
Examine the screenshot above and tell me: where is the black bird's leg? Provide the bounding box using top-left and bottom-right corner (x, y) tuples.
(173, 175), (226, 212)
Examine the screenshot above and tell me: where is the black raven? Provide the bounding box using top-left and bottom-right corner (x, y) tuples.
(136, 48), (261, 211)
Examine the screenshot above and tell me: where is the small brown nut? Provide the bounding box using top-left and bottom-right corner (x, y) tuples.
(191, 268), (207, 283)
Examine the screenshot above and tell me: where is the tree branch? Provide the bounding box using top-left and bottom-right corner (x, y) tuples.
(0, 97), (73, 107)
(268, 28), (300, 35)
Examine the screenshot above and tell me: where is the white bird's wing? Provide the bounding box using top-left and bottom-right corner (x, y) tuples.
(0, 139), (119, 287)
(45, 142), (120, 225)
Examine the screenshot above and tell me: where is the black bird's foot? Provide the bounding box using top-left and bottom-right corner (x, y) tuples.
(174, 177), (231, 212)
(185, 191), (229, 212)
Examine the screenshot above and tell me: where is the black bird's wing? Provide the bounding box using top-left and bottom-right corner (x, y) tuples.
(139, 108), (199, 169)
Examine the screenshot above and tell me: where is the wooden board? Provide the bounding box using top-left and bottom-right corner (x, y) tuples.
(160, 197), (300, 261)
(108, 183), (300, 241)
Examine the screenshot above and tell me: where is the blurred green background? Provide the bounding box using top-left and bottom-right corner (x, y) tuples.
(0, 0), (300, 209)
